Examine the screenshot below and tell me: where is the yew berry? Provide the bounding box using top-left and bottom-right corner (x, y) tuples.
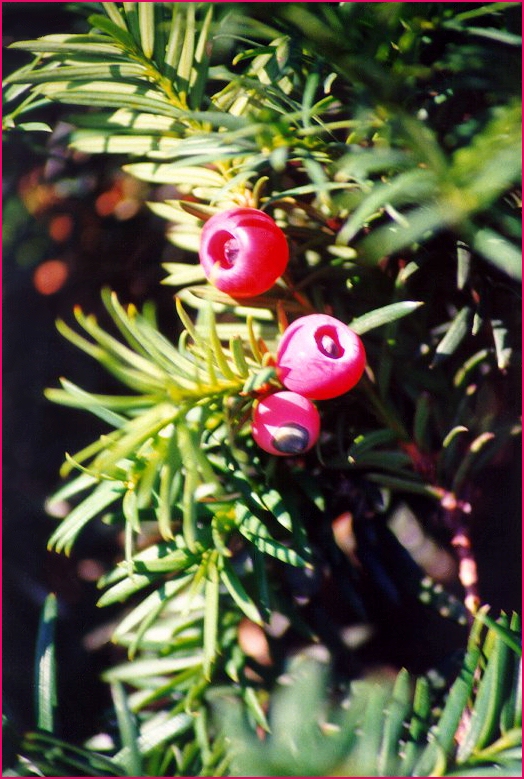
(199, 208), (289, 298)
(276, 314), (366, 400)
(251, 391), (320, 456)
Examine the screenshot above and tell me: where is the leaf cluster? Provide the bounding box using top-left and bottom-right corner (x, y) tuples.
(222, 609), (522, 777)
(2, 3), (521, 776)
(4, 2), (521, 278)
(4, 599), (521, 777)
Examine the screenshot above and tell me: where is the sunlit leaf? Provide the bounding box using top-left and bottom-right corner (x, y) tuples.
(350, 300), (423, 335)
(9, 33), (124, 57)
(124, 162), (225, 186)
(5, 62), (147, 84)
(104, 655), (203, 683)
(113, 710), (193, 764)
(471, 227), (522, 281)
(137, 1), (155, 59)
(48, 480), (124, 555)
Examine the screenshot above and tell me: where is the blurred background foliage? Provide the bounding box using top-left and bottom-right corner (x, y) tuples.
(2, 2), (521, 776)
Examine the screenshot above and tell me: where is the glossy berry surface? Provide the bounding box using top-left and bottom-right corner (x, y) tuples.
(199, 208), (289, 298)
(251, 391), (320, 456)
(276, 314), (366, 400)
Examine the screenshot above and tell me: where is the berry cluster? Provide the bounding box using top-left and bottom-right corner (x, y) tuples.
(253, 314), (366, 455)
(199, 208), (366, 456)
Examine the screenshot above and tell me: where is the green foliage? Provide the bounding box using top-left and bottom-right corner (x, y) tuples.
(4, 604), (521, 776)
(220, 611), (522, 776)
(4, 2), (521, 277)
(3, 2), (521, 776)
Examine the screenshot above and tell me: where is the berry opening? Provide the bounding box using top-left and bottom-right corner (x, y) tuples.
(208, 230), (239, 269)
(315, 326), (345, 359)
(271, 423), (310, 454)
(223, 238), (239, 266)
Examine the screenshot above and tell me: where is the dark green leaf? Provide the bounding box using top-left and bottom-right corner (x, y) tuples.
(457, 614), (514, 761)
(111, 681), (143, 776)
(21, 731), (126, 776)
(190, 5), (213, 109)
(87, 14), (138, 51)
(432, 306), (473, 367)
(457, 240), (472, 289)
(348, 428), (398, 457)
(242, 366), (277, 394)
(337, 168), (437, 245)
(491, 318), (512, 370)
(413, 392), (432, 451)
(236, 504), (309, 567)
(34, 594), (58, 733)
(452, 431), (496, 494)
(413, 609), (487, 776)
(401, 675), (432, 775)
(378, 668), (413, 776)
(203, 563), (220, 678)
(220, 560), (262, 625)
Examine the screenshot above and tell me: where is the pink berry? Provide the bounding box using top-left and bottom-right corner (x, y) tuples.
(276, 314), (366, 400)
(199, 208), (289, 298)
(252, 391), (320, 456)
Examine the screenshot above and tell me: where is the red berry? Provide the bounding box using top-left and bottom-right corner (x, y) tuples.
(199, 208), (289, 298)
(252, 391), (320, 456)
(276, 314), (366, 400)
